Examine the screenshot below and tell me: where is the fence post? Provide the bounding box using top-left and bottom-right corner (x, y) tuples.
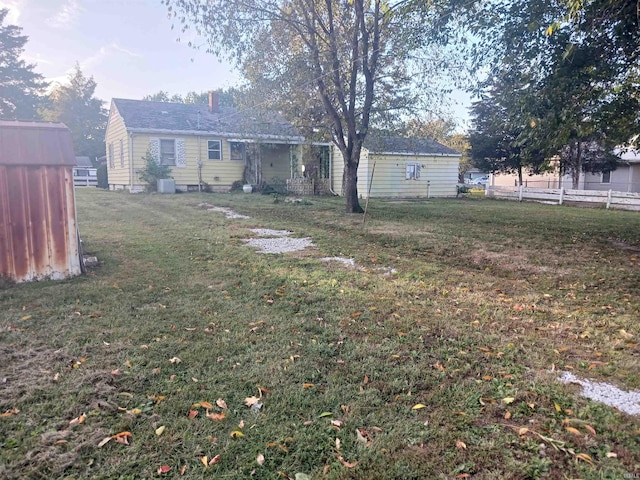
(518, 185), (524, 202)
(427, 180), (431, 199)
(559, 187), (564, 205)
(606, 189), (612, 209)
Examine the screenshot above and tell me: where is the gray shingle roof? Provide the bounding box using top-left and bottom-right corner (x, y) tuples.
(111, 99), (304, 141)
(75, 156), (93, 167)
(364, 136), (461, 156)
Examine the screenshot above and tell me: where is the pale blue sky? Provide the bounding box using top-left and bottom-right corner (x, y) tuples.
(2, 0), (471, 129)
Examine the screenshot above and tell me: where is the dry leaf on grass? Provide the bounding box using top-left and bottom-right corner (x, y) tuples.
(455, 440), (467, 450)
(206, 411), (226, 421)
(216, 398), (227, 409)
(155, 425), (166, 436)
(338, 456), (358, 468)
(157, 465), (171, 474)
(169, 357), (181, 364)
(244, 396), (260, 407)
(257, 453), (265, 466)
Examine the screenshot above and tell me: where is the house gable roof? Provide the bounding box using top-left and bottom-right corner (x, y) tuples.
(111, 98), (304, 142)
(364, 136), (461, 156)
(75, 156), (93, 167)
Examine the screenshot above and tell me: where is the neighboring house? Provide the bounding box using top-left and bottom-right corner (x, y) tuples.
(331, 136), (461, 198)
(73, 156), (98, 187)
(0, 121), (82, 283)
(493, 150), (640, 193)
(105, 93), (305, 192)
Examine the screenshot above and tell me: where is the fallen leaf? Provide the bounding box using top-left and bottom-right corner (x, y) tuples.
(169, 357), (181, 364)
(155, 425), (166, 436)
(575, 453), (594, 464)
(502, 397), (515, 404)
(238, 420), (245, 429)
(518, 427), (529, 436)
(200, 456), (208, 467)
(565, 426), (582, 436)
(455, 440), (467, 450)
(216, 398), (227, 409)
(127, 408), (142, 415)
(112, 431), (132, 445)
(606, 452), (617, 458)
(504, 411), (512, 419)
(157, 465), (171, 474)
(335, 438), (341, 451)
(554, 402), (562, 412)
(188, 410), (198, 419)
(412, 403), (427, 410)
(303, 420), (313, 426)
(355, 429), (368, 444)
(303, 383), (315, 389)
(456, 474), (471, 479)
(583, 424), (596, 436)
(206, 412), (225, 421)
(230, 430), (245, 438)
(331, 420), (343, 427)
(350, 312), (362, 318)
(295, 474), (311, 480)
(199, 401), (214, 409)
(180, 464), (187, 475)
(319, 411), (333, 417)
(257, 453), (265, 466)
(68, 412), (85, 425)
(209, 454), (221, 465)
(338, 456), (358, 468)
(244, 396), (260, 407)
(97, 436), (112, 447)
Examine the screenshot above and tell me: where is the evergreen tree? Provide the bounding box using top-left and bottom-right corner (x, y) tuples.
(0, 8), (47, 120)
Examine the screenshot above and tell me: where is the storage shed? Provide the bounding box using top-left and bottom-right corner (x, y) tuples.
(0, 121), (82, 283)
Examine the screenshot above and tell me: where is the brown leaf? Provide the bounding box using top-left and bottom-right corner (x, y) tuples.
(112, 431), (132, 445)
(583, 424), (596, 436)
(216, 398), (227, 409)
(244, 396), (260, 407)
(206, 411), (225, 421)
(575, 453), (594, 464)
(157, 465), (171, 474)
(199, 401), (214, 409)
(230, 430), (245, 438)
(504, 411), (512, 419)
(200, 456), (208, 467)
(256, 453), (265, 466)
(97, 436), (112, 447)
(69, 413), (86, 425)
(455, 440), (467, 450)
(302, 383), (315, 389)
(180, 465), (187, 475)
(456, 475), (471, 479)
(350, 312), (362, 318)
(188, 410), (198, 419)
(0, 408), (20, 417)
(565, 426), (582, 436)
(209, 454), (221, 465)
(169, 357), (181, 364)
(238, 420), (245, 429)
(338, 456), (358, 468)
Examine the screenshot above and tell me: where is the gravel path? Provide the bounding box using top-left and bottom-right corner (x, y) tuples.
(558, 371), (640, 416)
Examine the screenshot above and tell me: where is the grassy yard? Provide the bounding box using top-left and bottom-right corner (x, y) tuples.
(1, 189), (639, 479)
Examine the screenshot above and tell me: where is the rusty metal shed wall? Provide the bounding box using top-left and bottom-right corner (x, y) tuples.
(0, 121), (76, 166)
(0, 121), (81, 283)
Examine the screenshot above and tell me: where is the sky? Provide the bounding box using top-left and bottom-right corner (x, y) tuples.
(1, 0), (471, 129)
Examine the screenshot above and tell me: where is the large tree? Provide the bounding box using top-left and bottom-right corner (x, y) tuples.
(165, 0), (446, 213)
(41, 64), (107, 158)
(0, 8), (47, 120)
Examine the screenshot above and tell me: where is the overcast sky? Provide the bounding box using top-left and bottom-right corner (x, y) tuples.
(2, 0), (470, 128)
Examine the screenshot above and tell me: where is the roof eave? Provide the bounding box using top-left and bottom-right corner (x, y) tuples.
(127, 127), (304, 143)
(368, 150), (461, 157)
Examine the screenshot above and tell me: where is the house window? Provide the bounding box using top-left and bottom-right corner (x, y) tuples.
(230, 142), (245, 161)
(602, 171), (611, 184)
(108, 143), (115, 169)
(405, 163), (421, 180)
(119, 139), (124, 167)
(160, 139), (176, 166)
(208, 140), (222, 160)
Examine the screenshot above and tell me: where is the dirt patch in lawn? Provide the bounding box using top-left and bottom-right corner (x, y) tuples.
(470, 247), (573, 277)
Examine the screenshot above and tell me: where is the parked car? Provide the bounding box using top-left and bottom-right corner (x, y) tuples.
(468, 175), (489, 186)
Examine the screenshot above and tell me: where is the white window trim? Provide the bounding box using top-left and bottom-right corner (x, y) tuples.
(108, 143), (115, 169)
(229, 141), (245, 161)
(160, 138), (176, 166)
(405, 162), (421, 180)
(208, 139), (222, 160)
(119, 139), (124, 168)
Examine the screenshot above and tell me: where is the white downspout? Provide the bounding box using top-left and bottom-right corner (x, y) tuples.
(329, 144), (337, 195)
(129, 132), (134, 191)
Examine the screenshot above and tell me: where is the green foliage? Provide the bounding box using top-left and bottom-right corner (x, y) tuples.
(0, 8), (47, 120)
(40, 64), (107, 158)
(137, 151), (172, 192)
(142, 88), (238, 106)
(96, 163), (108, 189)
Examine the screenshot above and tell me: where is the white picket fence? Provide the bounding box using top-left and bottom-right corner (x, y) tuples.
(486, 185), (640, 211)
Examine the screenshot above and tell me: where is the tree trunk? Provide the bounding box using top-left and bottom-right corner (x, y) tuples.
(339, 144), (363, 214)
(517, 165), (523, 186)
(572, 141), (582, 189)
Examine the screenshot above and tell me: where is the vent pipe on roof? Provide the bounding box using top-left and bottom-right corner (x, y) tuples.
(208, 91), (220, 113)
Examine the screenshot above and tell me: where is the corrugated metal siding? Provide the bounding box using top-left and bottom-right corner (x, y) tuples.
(0, 121), (81, 283)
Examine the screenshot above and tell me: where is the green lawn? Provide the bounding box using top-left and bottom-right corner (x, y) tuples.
(1, 189), (639, 479)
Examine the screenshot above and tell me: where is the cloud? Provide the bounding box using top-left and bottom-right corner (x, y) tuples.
(80, 41), (142, 70)
(50, 0), (82, 29)
(0, 0), (24, 23)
